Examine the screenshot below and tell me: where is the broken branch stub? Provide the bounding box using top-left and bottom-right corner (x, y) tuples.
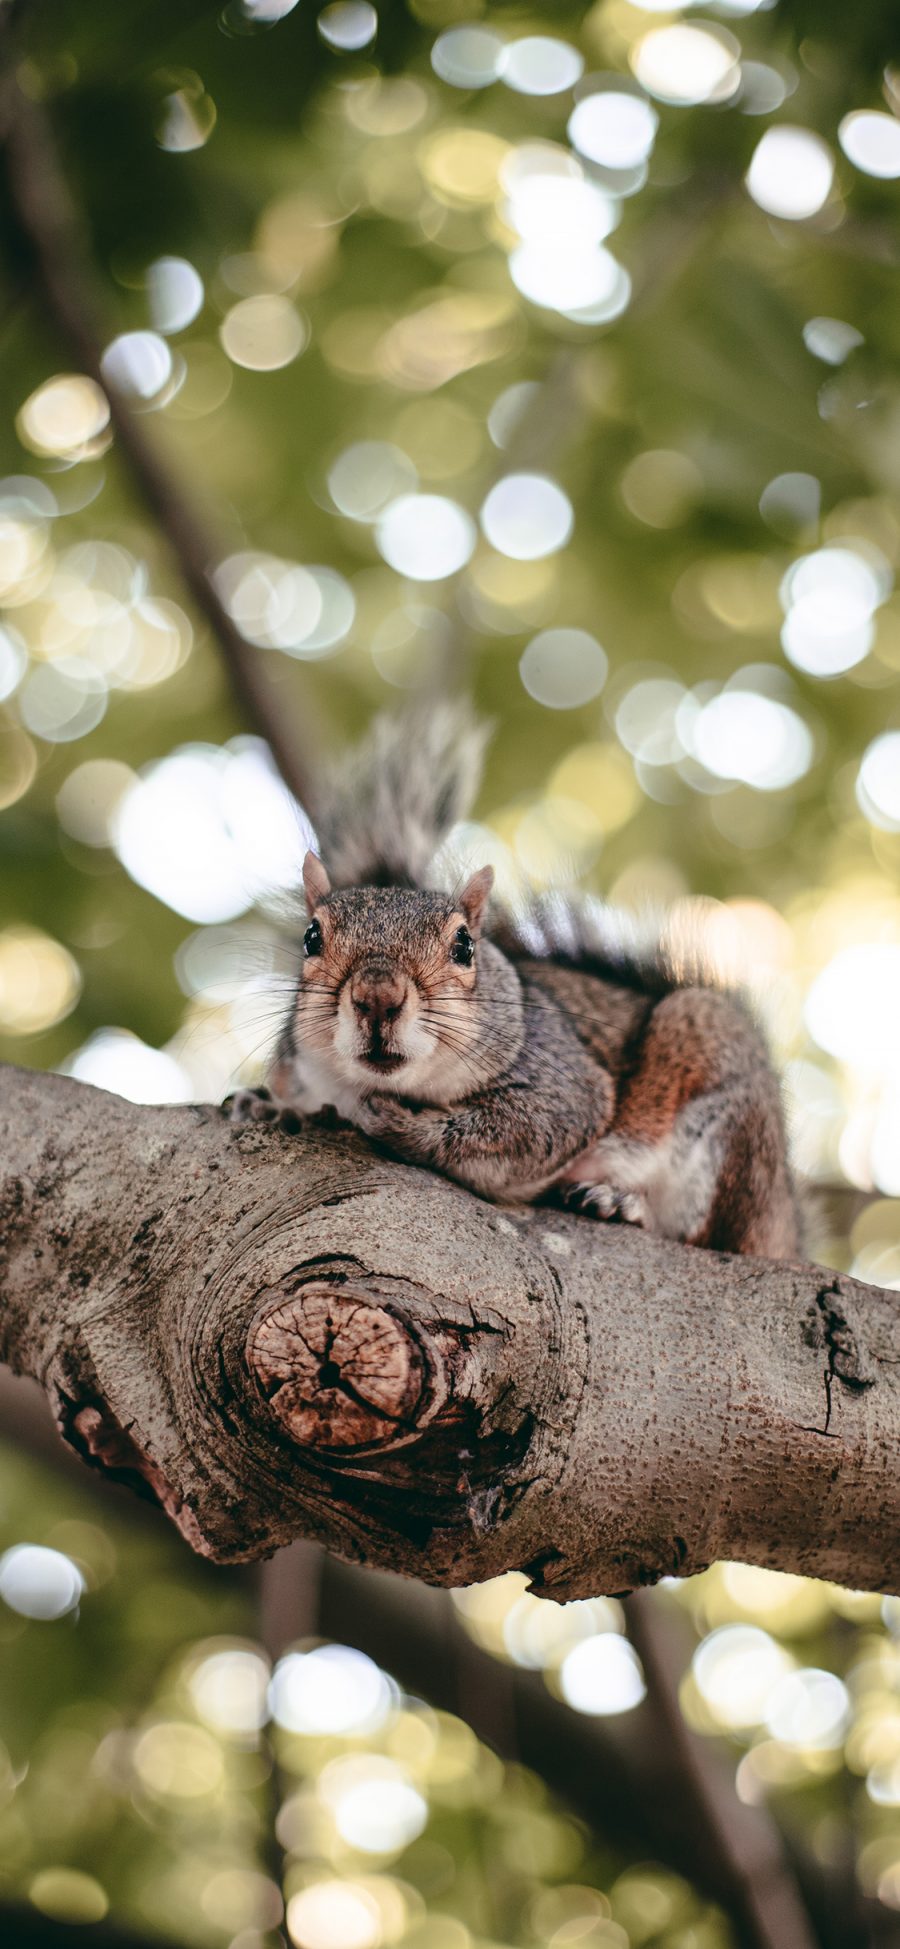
(229, 1187), (580, 1585)
(1, 1065), (899, 1600)
(250, 1284), (433, 1451)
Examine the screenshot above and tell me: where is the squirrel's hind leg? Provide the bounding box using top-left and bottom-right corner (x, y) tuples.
(558, 986), (800, 1259)
(559, 1178), (650, 1227)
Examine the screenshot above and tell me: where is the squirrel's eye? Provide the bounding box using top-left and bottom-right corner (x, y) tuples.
(303, 919), (323, 958)
(450, 924), (474, 967)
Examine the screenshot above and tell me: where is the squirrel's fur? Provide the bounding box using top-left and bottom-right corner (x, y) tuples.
(312, 701), (490, 889)
(232, 706), (800, 1260)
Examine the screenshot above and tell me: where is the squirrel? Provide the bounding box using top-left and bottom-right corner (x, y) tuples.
(229, 704), (800, 1260)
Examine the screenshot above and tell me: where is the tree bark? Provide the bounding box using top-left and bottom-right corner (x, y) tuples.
(1, 1063), (897, 1598)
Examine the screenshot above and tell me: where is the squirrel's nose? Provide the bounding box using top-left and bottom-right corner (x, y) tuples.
(350, 965), (408, 1025)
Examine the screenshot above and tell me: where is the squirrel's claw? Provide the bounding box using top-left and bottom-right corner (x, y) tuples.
(225, 1086), (277, 1125)
(561, 1179), (651, 1229)
(224, 1086), (304, 1136)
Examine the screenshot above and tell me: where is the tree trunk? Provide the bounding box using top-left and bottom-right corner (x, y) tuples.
(1, 1064), (897, 1598)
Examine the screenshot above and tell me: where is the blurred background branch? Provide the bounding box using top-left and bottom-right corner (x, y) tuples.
(0, 4), (320, 812)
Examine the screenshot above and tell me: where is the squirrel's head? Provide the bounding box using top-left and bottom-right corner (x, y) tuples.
(293, 850), (495, 1097)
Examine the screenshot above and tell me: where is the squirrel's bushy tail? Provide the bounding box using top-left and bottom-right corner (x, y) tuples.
(312, 701), (489, 888)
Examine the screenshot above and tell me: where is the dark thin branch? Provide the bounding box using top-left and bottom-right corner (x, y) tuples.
(0, 20), (319, 815)
(625, 1589), (818, 1949)
(256, 1542), (323, 1931)
(0, 1905), (188, 1949)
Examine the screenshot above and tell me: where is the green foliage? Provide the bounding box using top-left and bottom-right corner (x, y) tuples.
(1, 0), (900, 1938)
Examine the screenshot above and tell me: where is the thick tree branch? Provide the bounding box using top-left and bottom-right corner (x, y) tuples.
(1, 1063), (897, 1597)
(0, 22), (319, 814)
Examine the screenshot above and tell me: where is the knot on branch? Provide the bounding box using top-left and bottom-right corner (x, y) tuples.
(248, 1282), (438, 1452)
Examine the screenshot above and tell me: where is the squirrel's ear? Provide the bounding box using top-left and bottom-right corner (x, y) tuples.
(303, 851), (331, 910)
(458, 865), (494, 936)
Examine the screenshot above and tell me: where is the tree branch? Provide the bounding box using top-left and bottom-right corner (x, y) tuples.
(624, 1590), (819, 1949)
(0, 21), (319, 815)
(1, 1063), (897, 1596)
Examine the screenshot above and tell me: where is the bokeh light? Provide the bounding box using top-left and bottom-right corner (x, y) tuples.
(692, 1625), (793, 1731)
(746, 127), (834, 219)
(569, 90), (658, 170)
(504, 173), (618, 251)
(0, 1545), (84, 1620)
(147, 256), (205, 333)
(780, 544), (890, 676)
(689, 690), (813, 791)
(29, 1870), (108, 1925)
(0, 926), (81, 1034)
(559, 1636), (647, 1716)
(376, 494), (476, 580)
(220, 295), (308, 370)
(216, 551), (354, 654)
(519, 627), (608, 709)
(270, 1646), (394, 1735)
(318, 3), (377, 53)
(480, 475), (573, 560)
(621, 449), (700, 528)
(16, 375), (110, 460)
(156, 76), (216, 150)
(286, 1880), (382, 1949)
(839, 110), (900, 179)
(764, 1669), (850, 1750)
(431, 26), (503, 91)
(62, 1028), (193, 1104)
(113, 739), (306, 923)
(500, 37), (584, 98)
(857, 732), (900, 831)
(133, 1720), (225, 1798)
(100, 332), (173, 403)
(803, 317), (864, 365)
(0, 623), (27, 699)
(319, 1756), (428, 1853)
(56, 759), (137, 846)
(188, 1644), (271, 1735)
(806, 945), (900, 1065)
(328, 442), (417, 522)
(631, 24), (740, 107)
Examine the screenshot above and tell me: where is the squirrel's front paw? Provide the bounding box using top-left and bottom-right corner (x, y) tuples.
(225, 1086), (277, 1125)
(358, 1094), (444, 1155)
(359, 1093), (418, 1133)
(224, 1086), (303, 1136)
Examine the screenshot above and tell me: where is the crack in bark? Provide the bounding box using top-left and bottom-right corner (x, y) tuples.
(797, 1280), (877, 1437)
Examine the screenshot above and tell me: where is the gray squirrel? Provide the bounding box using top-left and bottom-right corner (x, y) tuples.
(230, 705), (800, 1259)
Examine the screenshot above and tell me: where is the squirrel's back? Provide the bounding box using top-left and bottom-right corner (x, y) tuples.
(490, 894), (687, 1002)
